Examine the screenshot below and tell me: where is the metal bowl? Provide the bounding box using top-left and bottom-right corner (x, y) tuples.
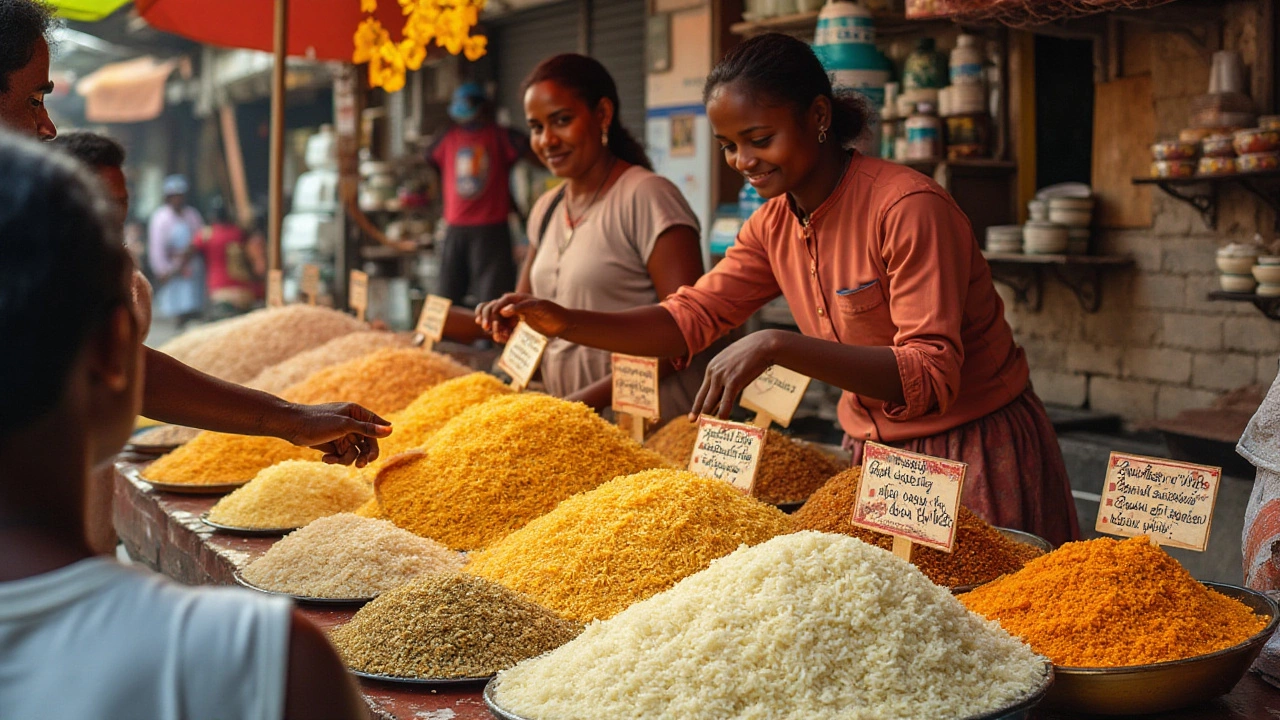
(482, 662), (1053, 720)
(1042, 582), (1278, 715)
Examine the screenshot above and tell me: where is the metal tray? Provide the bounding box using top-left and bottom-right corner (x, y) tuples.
(1043, 582), (1279, 715)
(118, 463), (248, 495)
(121, 442), (180, 457)
(200, 512), (298, 537)
(232, 571), (375, 606)
(350, 669), (493, 687)
(950, 528), (1053, 594)
(482, 662), (1053, 720)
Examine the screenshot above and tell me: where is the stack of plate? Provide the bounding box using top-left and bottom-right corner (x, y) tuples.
(1254, 257), (1280, 296)
(1217, 246), (1260, 293)
(1023, 222), (1069, 255)
(986, 225), (1023, 253)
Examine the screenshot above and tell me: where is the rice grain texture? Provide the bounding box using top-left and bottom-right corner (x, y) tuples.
(241, 513), (463, 598)
(329, 573), (581, 678)
(466, 469), (793, 621)
(280, 347), (471, 416)
(494, 531), (1047, 720)
(246, 331), (416, 393)
(645, 419), (844, 504)
(375, 394), (672, 549)
(207, 460), (371, 529)
(144, 432), (317, 485)
(793, 469), (1043, 588)
(156, 305), (367, 383)
(131, 424), (200, 448)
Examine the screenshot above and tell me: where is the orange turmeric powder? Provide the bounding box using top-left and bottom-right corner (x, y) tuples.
(960, 536), (1267, 667)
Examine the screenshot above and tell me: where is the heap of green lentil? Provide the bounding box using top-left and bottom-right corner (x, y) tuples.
(329, 573), (581, 679)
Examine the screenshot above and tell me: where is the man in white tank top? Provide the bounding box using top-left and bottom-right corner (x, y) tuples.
(0, 136), (370, 720)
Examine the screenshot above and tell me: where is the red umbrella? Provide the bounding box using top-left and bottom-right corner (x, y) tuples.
(135, 0), (405, 61)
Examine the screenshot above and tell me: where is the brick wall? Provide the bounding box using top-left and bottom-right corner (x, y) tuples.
(1007, 1), (1280, 424)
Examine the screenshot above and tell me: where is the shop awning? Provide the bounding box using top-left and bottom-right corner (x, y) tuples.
(135, 0), (406, 62)
(906, 0), (1178, 25)
(75, 55), (179, 124)
(45, 0), (130, 22)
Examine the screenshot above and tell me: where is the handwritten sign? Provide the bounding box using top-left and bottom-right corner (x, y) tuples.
(741, 365), (812, 428)
(1095, 452), (1221, 552)
(688, 416), (767, 494)
(348, 270), (368, 321)
(415, 295), (451, 348)
(612, 354), (660, 419)
(266, 269), (284, 308)
(852, 442), (967, 554)
(301, 264), (320, 304)
(497, 321), (549, 391)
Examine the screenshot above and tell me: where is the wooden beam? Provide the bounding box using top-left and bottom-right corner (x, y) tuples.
(217, 104), (253, 229)
(1258, 0), (1276, 115)
(1010, 30), (1037, 222)
(267, 0), (287, 273)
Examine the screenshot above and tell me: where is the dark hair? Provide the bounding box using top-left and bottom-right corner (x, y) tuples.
(704, 33), (872, 147)
(0, 131), (130, 435)
(51, 131), (126, 169)
(0, 0), (55, 95)
(522, 54), (652, 171)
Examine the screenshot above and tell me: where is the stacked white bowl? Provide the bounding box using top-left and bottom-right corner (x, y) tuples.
(986, 225), (1024, 253)
(1023, 221), (1069, 254)
(1254, 256), (1280, 296)
(1217, 243), (1261, 293)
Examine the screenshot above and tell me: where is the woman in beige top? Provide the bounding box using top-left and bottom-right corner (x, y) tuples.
(501, 53), (706, 418)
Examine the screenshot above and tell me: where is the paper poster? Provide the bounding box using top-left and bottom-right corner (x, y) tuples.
(348, 270), (368, 319)
(1096, 452), (1221, 552)
(851, 442), (967, 553)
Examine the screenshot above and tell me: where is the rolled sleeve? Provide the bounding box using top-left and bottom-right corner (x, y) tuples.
(877, 192), (969, 421)
(660, 215), (781, 367)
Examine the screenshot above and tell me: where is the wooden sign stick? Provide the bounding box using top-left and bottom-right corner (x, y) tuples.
(626, 413), (645, 443)
(891, 536), (913, 561)
(749, 411), (775, 429)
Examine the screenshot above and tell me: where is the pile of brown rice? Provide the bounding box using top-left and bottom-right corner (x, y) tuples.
(246, 330), (416, 394)
(241, 513), (463, 598)
(207, 460), (371, 529)
(157, 305), (367, 383)
(645, 419), (844, 504)
(329, 573), (581, 678)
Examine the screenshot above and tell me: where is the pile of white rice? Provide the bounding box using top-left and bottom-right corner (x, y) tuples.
(245, 330), (415, 393)
(241, 513), (463, 598)
(493, 531), (1047, 720)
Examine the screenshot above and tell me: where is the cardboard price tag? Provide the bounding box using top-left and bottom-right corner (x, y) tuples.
(497, 321), (549, 391)
(348, 270), (369, 321)
(266, 269), (284, 308)
(301, 264), (320, 304)
(416, 295), (452, 348)
(1095, 452), (1220, 552)
(688, 416), (766, 494)
(851, 442), (967, 555)
(612, 354), (660, 419)
(741, 365), (812, 428)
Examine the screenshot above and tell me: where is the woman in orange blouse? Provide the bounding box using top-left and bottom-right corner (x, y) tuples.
(478, 33), (1078, 545)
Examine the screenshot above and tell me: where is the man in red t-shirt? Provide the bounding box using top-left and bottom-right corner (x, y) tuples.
(427, 83), (529, 305)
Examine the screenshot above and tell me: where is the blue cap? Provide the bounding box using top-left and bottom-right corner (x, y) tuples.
(162, 174), (189, 196)
(449, 82), (486, 123)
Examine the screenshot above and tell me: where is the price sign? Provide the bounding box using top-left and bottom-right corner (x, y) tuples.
(852, 442), (967, 558)
(612, 354), (660, 418)
(497, 321), (549, 391)
(688, 416), (767, 494)
(266, 269), (284, 308)
(301, 264), (320, 305)
(1095, 452), (1221, 552)
(741, 365), (812, 428)
(415, 295), (452, 349)
(348, 270), (368, 321)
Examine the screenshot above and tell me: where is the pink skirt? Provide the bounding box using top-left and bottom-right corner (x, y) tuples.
(845, 388), (1081, 547)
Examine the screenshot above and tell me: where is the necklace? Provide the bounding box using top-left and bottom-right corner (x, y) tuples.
(558, 156), (618, 254)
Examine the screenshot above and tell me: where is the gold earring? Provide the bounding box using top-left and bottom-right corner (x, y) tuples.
(602, 129), (609, 147)
(818, 128), (828, 144)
